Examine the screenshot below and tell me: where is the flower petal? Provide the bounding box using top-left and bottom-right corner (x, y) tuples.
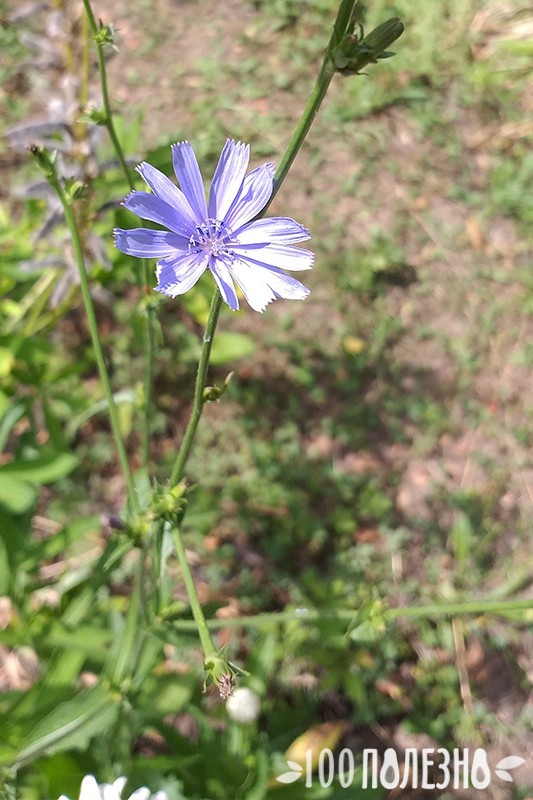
(111, 778), (128, 797)
(136, 162), (197, 227)
(126, 790), (150, 800)
(224, 164), (275, 230)
(208, 140), (250, 221)
(228, 259), (309, 312)
(233, 217), (311, 245)
(230, 265), (276, 312)
(231, 243), (314, 271)
(155, 251), (207, 298)
(209, 257), (239, 311)
(171, 141), (208, 222)
(101, 785), (121, 800)
(114, 228), (187, 258)
(123, 191), (192, 239)
(152, 793), (168, 800)
(79, 776), (102, 800)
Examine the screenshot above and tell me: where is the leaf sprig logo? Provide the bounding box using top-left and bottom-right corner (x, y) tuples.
(494, 756), (526, 783)
(276, 761), (304, 784)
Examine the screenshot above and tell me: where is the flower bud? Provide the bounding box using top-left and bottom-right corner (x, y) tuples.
(27, 143), (57, 179)
(226, 687), (261, 724)
(94, 21), (117, 49)
(334, 16), (404, 75)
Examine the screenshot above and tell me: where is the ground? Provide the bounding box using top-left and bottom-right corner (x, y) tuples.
(2, 0), (532, 797)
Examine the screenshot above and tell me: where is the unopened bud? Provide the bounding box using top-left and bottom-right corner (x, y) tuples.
(82, 106), (107, 126)
(361, 17), (404, 59)
(94, 21), (117, 49)
(226, 688), (261, 724)
(203, 371), (234, 402)
(27, 143), (56, 179)
(334, 16), (404, 75)
(65, 179), (88, 201)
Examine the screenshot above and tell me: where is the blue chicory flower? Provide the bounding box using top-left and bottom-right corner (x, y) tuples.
(114, 140), (313, 312)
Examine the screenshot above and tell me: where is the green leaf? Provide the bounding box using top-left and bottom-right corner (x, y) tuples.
(66, 389), (136, 438)
(35, 516), (100, 562)
(346, 599), (388, 643)
(210, 331), (255, 365)
(43, 624), (112, 663)
(137, 672), (194, 721)
(0, 535), (10, 594)
(0, 452), (78, 484)
(450, 511), (473, 571)
(0, 347), (14, 378)
(0, 474), (37, 513)
(12, 684), (119, 768)
(107, 574), (142, 685)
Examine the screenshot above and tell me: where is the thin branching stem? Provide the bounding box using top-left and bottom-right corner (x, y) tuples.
(162, 598), (533, 631)
(81, 0), (133, 190)
(166, 0), (363, 659)
(46, 174), (140, 515)
(171, 525), (217, 659)
(170, 290), (223, 487)
(82, 0), (155, 469)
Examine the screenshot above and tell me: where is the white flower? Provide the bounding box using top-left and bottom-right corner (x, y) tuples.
(58, 775), (167, 800)
(226, 687), (261, 724)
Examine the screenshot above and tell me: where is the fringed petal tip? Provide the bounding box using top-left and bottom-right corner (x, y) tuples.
(115, 139), (313, 313)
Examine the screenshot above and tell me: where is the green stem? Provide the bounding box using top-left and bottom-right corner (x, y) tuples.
(162, 598), (533, 631)
(164, 0), (367, 654)
(82, 0), (155, 469)
(387, 598), (533, 619)
(265, 0), (358, 209)
(267, 58), (335, 209)
(47, 176), (139, 515)
(171, 525), (216, 658)
(81, 0), (133, 191)
(168, 6), (357, 487)
(141, 303), (156, 468)
(170, 290), (223, 486)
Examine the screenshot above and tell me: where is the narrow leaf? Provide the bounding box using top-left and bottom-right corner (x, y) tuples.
(13, 684), (119, 768)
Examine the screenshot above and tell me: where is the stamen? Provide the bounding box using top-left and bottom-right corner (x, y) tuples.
(189, 218), (234, 257)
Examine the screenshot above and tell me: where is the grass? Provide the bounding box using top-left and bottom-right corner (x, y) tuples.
(1, 0), (532, 797)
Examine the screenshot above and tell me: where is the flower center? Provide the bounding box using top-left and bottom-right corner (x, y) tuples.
(188, 219), (234, 259)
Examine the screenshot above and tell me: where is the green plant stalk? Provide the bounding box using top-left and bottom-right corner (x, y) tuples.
(267, 58), (335, 209)
(81, 0), (133, 190)
(266, 0), (354, 208)
(162, 598), (533, 631)
(168, 4), (362, 488)
(166, 0), (402, 658)
(141, 302), (156, 468)
(48, 175), (140, 516)
(170, 289), (223, 487)
(267, 1), (404, 209)
(82, 0), (154, 469)
(171, 525), (216, 658)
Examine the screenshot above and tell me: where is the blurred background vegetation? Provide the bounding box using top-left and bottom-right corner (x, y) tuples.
(0, 0), (531, 797)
